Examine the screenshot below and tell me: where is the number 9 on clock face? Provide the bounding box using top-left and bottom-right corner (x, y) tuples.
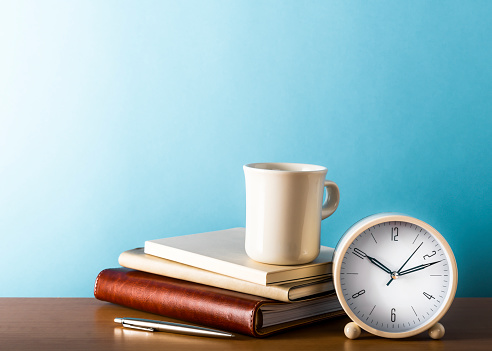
(332, 213), (458, 338)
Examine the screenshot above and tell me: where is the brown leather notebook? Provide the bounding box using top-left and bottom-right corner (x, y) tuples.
(94, 268), (344, 337)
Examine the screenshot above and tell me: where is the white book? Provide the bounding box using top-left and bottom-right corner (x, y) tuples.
(119, 248), (334, 302)
(144, 227), (334, 286)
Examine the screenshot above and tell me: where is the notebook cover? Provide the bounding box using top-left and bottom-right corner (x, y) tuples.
(94, 268), (343, 337)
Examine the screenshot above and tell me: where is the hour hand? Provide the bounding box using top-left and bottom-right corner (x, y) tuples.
(398, 260), (443, 276)
(354, 248), (392, 274)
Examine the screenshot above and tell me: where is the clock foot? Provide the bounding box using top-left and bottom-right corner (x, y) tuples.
(344, 322), (361, 339)
(428, 322), (445, 339)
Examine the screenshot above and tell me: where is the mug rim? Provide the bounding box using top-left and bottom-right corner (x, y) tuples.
(244, 162), (327, 173)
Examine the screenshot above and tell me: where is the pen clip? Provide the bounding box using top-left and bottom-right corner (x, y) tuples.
(122, 322), (155, 332)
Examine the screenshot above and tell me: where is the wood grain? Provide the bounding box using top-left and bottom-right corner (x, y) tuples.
(0, 298), (490, 350)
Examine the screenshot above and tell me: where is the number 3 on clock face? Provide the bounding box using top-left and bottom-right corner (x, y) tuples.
(333, 213), (458, 338)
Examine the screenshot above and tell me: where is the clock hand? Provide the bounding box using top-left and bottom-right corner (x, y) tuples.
(367, 256), (392, 274)
(353, 249), (392, 274)
(386, 242), (423, 286)
(398, 260), (443, 276)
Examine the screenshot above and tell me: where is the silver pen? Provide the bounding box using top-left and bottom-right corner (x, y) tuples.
(114, 317), (235, 338)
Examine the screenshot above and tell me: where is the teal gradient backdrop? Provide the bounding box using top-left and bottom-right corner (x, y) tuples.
(1, 1), (491, 297)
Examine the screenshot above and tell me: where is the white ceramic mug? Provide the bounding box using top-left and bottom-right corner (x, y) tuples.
(243, 162), (340, 265)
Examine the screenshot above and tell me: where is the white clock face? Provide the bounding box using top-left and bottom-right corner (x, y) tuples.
(339, 220), (455, 334)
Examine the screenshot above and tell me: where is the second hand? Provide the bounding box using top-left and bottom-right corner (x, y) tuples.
(387, 242), (423, 286)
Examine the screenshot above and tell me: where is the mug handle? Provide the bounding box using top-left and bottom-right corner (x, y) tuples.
(321, 180), (340, 220)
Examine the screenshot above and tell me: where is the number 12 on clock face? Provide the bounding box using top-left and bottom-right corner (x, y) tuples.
(333, 214), (457, 339)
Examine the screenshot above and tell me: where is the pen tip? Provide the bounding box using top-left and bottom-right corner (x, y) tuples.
(114, 318), (123, 324)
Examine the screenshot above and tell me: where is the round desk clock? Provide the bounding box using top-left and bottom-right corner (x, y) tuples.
(332, 213), (458, 340)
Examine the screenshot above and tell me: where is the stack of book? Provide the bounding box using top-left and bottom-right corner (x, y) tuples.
(94, 227), (344, 337)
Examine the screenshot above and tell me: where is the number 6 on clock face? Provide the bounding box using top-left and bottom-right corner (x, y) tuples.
(332, 213), (458, 339)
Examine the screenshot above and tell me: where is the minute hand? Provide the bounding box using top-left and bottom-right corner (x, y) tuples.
(398, 260), (443, 276)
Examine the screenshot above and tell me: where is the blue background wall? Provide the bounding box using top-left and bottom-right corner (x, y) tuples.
(1, 1), (491, 297)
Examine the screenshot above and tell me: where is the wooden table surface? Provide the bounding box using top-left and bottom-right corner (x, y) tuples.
(0, 298), (490, 350)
